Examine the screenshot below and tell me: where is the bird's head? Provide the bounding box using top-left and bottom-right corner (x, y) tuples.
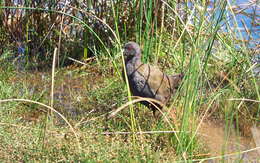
(171, 73), (185, 89)
(123, 42), (141, 60)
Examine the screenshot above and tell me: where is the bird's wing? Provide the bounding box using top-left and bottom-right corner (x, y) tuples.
(136, 64), (172, 100)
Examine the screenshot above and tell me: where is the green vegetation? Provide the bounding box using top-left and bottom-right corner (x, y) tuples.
(0, 0), (259, 162)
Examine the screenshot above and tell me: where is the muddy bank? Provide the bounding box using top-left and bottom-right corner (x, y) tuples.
(199, 120), (259, 162)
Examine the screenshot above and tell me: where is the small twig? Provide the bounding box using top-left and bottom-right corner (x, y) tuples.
(98, 130), (195, 135)
(228, 98), (260, 103)
(67, 57), (95, 66)
(188, 146), (260, 163)
(50, 48), (57, 110)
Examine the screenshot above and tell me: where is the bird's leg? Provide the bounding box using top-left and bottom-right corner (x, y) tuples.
(152, 109), (162, 120)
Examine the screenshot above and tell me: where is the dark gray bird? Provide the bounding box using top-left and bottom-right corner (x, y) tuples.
(123, 41), (184, 116)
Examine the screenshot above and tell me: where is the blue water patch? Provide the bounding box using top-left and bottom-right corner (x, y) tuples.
(185, 0), (259, 47)
(228, 0), (259, 47)
(252, 54), (260, 77)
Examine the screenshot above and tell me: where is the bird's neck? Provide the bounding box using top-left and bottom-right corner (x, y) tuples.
(125, 56), (142, 76)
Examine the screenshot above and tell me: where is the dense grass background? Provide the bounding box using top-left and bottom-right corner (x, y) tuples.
(0, 0), (259, 162)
